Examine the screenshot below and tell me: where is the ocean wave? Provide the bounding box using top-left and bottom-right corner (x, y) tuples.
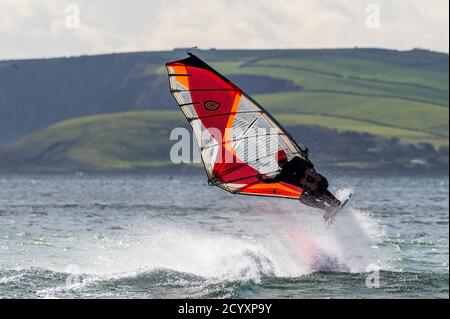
(0, 267), (447, 299)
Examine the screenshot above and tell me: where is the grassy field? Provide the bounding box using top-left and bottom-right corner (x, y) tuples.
(276, 114), (443, 147)
(256, 92), (448, 141)
(206, 50), (448, 147)
(257, 57), (448, 91)
(5, 111), (185, 171)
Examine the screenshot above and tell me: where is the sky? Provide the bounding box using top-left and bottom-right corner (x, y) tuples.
(1, 0), (448, 60)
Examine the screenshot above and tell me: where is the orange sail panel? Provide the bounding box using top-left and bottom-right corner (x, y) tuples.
(166, 54), (303, 199)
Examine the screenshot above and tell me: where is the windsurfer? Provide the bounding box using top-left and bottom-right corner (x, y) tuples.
(166, 53), (349, 218)
(259, 149), (341, 214)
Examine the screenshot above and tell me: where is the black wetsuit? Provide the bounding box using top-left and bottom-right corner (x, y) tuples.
(262, 156), (340, 212)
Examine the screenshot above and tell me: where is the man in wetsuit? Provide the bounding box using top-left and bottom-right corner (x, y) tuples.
(259, 149), (341, 214)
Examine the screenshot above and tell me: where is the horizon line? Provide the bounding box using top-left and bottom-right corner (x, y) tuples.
(1, 46), (448, 62)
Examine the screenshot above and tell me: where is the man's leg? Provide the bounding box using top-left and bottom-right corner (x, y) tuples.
(299, 191), (332, 211)
(321, 189), (341, 209)
(299, 190), (341, 212)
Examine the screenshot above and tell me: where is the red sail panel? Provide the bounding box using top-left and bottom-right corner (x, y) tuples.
(166, 54), (303, 199)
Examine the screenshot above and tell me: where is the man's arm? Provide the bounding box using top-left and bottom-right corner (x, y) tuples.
(299, 144), (309, 160)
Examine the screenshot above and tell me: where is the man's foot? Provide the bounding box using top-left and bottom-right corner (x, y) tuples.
(323, 193), (353, 225)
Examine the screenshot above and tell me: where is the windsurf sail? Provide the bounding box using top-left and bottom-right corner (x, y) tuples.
(166, 53), (306, 199)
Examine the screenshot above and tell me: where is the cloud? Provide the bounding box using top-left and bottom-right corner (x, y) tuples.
(0, 0), (448, 60)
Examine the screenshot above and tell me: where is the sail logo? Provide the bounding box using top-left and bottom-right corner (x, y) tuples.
(204, 100), (221, 111)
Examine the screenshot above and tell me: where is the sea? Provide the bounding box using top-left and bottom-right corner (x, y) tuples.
(0, 174), (448, 298)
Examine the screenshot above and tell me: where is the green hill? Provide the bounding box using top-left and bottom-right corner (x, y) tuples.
(208, 50), (448, 147)
(1, 110), (447, 173)
(158, 48), (448, 147)
(1, 48), (448, 148)
(0, 48), (448, 173)
(0, 111), (184, 172)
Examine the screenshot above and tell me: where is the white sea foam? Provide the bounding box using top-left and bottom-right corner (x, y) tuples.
(42, 201), (384, 285)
